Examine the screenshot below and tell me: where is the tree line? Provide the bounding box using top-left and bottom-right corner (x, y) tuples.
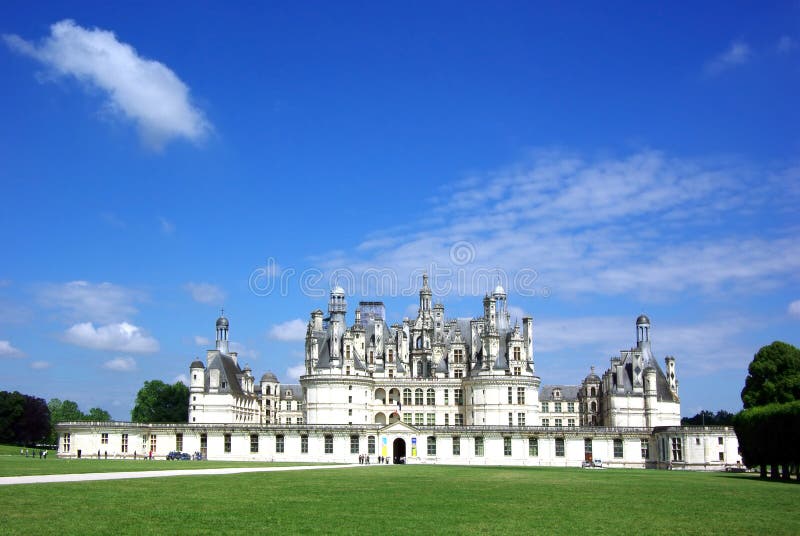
(734, 341), (800, 481)
(0, 380), (189, 446)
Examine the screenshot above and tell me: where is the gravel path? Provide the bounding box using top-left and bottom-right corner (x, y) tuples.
(0, 463), (365, 486)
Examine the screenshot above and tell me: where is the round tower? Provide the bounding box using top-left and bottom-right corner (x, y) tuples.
(216, 312), (230, 354)
(636, 314), (650, 348)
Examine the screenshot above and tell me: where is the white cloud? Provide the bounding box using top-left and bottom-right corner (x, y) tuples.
(194, 335), (211, 346)
(159, 217), (175, 235)
(706, 41), (752, 75)
(37, 280), (143, 324)
(30, 361), (51, 370)
(184, 282), (226, 304)
(318, 150), (800, 301)
(777, 36), (797, 53)
(229, 341), (259, 359)
(268, 319), (307, 341)
(789, 300), (800, 319)
(64, 322), (159, 353)
(103, 356), (137, 371)
(174, 373), (189, 385)
(0, 340), (24, 357)
(4, 19), (210, 149)
(286, 363), (306, 381)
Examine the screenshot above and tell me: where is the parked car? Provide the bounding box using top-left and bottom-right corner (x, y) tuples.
(179, 452), (192, 460)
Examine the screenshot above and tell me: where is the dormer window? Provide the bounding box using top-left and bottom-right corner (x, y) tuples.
(554, 389), (561, 400)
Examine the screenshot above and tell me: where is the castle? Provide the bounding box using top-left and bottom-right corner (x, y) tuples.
(56, 277), (739, 469)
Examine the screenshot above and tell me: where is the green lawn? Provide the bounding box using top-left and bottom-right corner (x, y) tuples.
(0, 454), (329, 477)
(1, 464), (798, 534)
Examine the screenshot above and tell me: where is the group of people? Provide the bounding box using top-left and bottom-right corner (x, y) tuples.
(358, 454), (391, 465)
(20, 448), (47, 459)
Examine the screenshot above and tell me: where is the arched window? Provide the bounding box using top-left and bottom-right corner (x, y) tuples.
(266, 386), (271, 395)
(403, 388), (412, 406)
(416, 337), (423, 349)
(426, 388), (435, 405)
(590, 387), (596, 397)
(417, 361), (424, 377)
(415, 388), (423, 405)
(591, 401), (597, 412)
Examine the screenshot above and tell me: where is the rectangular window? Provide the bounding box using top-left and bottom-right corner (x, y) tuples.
(568, 418), (575, 427)
(427, 413), (435, 426)
(121, 433), (128, 453)
(427, 390), (435, 406)
(414, 413), (423, 426)
(508, 412), (513, 426)
(200, 434), (207, 457)
(554, 402), (562, 413)
(150, 434), (157, 453)
(427, 436), (436, 456)
(514, 347), (521, 361)
(517, 387), (525, 405)
(101, 433), (109, 445)
(415, 390), (423, 405)
(325, 434), (333, 454)
(403, 389), (412, 406)
(403, 413), (412, 424)
(350, 435), (359, 454)
(452, 436), (461, 456)
(567, 402), (575, 413)
(671, 437), (682, 461)
(518, 413), (525, 426)
(444, 414), (450, 426)
(718, 452), (725, 461)
(224, 434), (231, 453)
(454, 369), (463, 378)
(614, 438), (623, 458)
(555, 437), (565, 457)
(641, 438), (649, 459)
(275, 434), (284, 453)
(287, 418), (292, 425)
(444, 389), (449, 405)
(508, 387), (513, 404)
(504, 437), (512, 456)
(529, 437), (538, 457)
(541, 402), (549, 413)
(455, 389), (464, 405)
(475, 436), (484, 456)
(455, 413), (464, 426)
(718, 437), (724, 445)
(62, 433), (71, 452)
(554, 418), (562, 427)
(250, 434), (259, 453)
(348, 396), (352, 403)
(176, 433), (183, 452)
(368, 436), (375, 455)
(514, 367), (521, 376)
(348, 409), (352, 416)
(542, 418), (549, 427)
(585, 437), (593, 458)
(301, 435), (308, 454)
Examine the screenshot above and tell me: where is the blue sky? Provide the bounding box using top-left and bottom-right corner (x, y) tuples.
(1, 2), (798, 420)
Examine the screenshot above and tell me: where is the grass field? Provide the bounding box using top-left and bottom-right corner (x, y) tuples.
(1, 459), (799, 535)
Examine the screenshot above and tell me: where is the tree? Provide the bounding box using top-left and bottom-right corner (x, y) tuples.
(85, 407), (112, 421)
(0, 391), (50, 445)
(741, 341), (800, 409)
(681, 409), (735, 426)
(131, 380), (189, 423)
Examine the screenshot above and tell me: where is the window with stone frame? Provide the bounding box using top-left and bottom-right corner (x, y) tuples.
(250, 434), (258, 453)
(427, 413), (435, 426)
(62, 433), (71, 452)
(452, 436), (461, 455)
(529, 437), (538, 457)
(324, 434), (333, 454)
(276, 435), (284, 453)
(454, 388), (464, 405)
(368, 436), (375, 455)
(454, 348), (463, 363)
(508, 412), (513, 426)
(517, 387), (525, 404)
(444, 389), (449, 405)
(567, 402), (575, 413)
(555, 437), (565, 457)
(613, 438), (623, 458)
(554, 418), (562, 427)
(426, 388), (435, 406)
(671, 437), (682, 461)
(640, 438), (649, 459)
(455, 413), (464, 426)
(542, 418), (550, 427)
(121, 433), (128, 453)
(584, 437), (593, 458)
(350, 435), (359, 454)
(427, 436), (436, 456)
(454, 369), (464, 379)
(568, 418), (575, 427)
(403, 388), (412, 406)
(541, 402), (549, 413)
(504, 437), (512, 456)
(301, 435), (308, 453)
(101, 433), (108, 445)
(508, 387), (513, 404)
(475, 436), (484, 456)
(176, 433), (183, 452)
(415, 389), (424, 405)
(403, 413), (412, 424)
(514, 347), (521, 360)
(414, 413), (423, 426)
(518, 412), (526, 426)
(150, 434), (157, 453)
(554, 402), (562, 412)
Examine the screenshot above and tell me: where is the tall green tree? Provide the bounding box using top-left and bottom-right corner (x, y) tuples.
(741, 341), (800, 409)
(131, 380), (189, 423)
(85, 407), (112, 421)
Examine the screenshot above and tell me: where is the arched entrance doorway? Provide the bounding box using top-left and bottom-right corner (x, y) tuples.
(393, 438), (406, 464)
